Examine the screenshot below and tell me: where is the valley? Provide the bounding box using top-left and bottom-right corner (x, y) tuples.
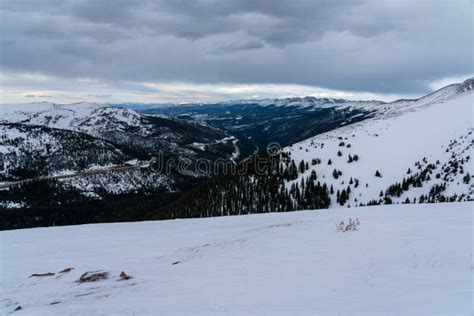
(0, 79), (472, 229)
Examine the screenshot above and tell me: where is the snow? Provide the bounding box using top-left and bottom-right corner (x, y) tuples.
(191, 142), (207, 151)
(0, 201), (26, 209)
(0, 102), (149, 137)
(284, 90), (473, 206)
(230, 138), (240, 163)
(124, 159), (139, 166)
(52, 170), (76, 177)
(1, 202), (472, 315)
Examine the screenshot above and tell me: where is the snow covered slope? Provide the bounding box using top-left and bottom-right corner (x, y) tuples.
(283, 79), (473, 207)
(0, 102), (240, 206)
(0, 102), (146, 136)
(1, 202), (472, 314)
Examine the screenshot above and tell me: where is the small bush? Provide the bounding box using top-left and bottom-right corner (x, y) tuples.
(336, 218), (360, 232)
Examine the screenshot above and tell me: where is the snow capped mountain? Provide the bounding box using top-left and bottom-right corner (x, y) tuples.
(133, 78), (472, 115)
(1, 102), (149, 137)
(0, 123), (127, 181)
(143, 97), (378, 155)
(283, 78), (473, 207)
(1, 79), (472, 223)
(165, 78), (473, 216)
(0, 102), (240, 208)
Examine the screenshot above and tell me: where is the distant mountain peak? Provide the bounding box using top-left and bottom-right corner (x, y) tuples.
(458, 77), (474, 93)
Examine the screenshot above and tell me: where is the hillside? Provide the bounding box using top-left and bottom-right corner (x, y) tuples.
(0, 102), (240, 165)
(1, 202), (472, 314)
(0, 103), (239, 208)
(284, 79), (473, 207)
(141, 97), (378, 152)
(1, 79), (472, 226)
(0, 96), (377, 212)
(166, 79), (473, 216)
(132, 78), (473, 153)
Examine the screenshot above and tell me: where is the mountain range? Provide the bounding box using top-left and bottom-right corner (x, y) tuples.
(0, 78), (472, 228)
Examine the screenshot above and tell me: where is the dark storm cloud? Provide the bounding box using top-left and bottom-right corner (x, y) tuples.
(0, 0), (472, 94)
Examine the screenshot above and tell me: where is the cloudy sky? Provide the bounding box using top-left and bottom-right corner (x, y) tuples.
(0, 0), (472, 104)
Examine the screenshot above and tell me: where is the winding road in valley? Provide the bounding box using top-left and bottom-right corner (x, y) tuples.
(0, 162), (150, 189)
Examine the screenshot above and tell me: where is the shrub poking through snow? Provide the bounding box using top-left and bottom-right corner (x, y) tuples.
(336, 218), (360, 232)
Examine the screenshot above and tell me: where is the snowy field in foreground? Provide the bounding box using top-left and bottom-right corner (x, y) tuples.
(1, 203), (473, 315)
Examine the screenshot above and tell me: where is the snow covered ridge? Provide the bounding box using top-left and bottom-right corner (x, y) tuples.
(0, 100), (241, 205)
(1, 202), (472, 314)
(0, 102), (147, 137)
(166, 79), (473, 216)
(119, 78), (474, 112)
(4, 78), (471, 116)
(282, 82), (473, 207)
(0, 78), (472, 211)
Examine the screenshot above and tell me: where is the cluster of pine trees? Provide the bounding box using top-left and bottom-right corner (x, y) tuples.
(385, 163), (438, 198)
(336, 186), (350, 205)
(0, 179), (182, 230)
(165, 153), (331, 219)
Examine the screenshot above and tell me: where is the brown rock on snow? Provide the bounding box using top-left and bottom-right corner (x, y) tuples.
(29, 272), (55, 278)
(119, 271), (131, 280)
(77, 271), (108, 283)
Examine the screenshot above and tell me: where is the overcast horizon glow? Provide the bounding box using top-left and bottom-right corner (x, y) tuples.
(0, 0), (472, 104)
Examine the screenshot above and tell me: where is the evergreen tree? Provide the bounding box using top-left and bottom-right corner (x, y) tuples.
(299, 160), (306, 173)
(339, 189), (347, 205)
(463, 173), (471, 184)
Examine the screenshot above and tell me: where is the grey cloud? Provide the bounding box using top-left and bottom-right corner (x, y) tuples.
(0, 0), (472, 95)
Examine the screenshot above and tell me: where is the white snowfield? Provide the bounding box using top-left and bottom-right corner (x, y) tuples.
(284, 86), (473, 206)
(1, 202), (472, 315)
